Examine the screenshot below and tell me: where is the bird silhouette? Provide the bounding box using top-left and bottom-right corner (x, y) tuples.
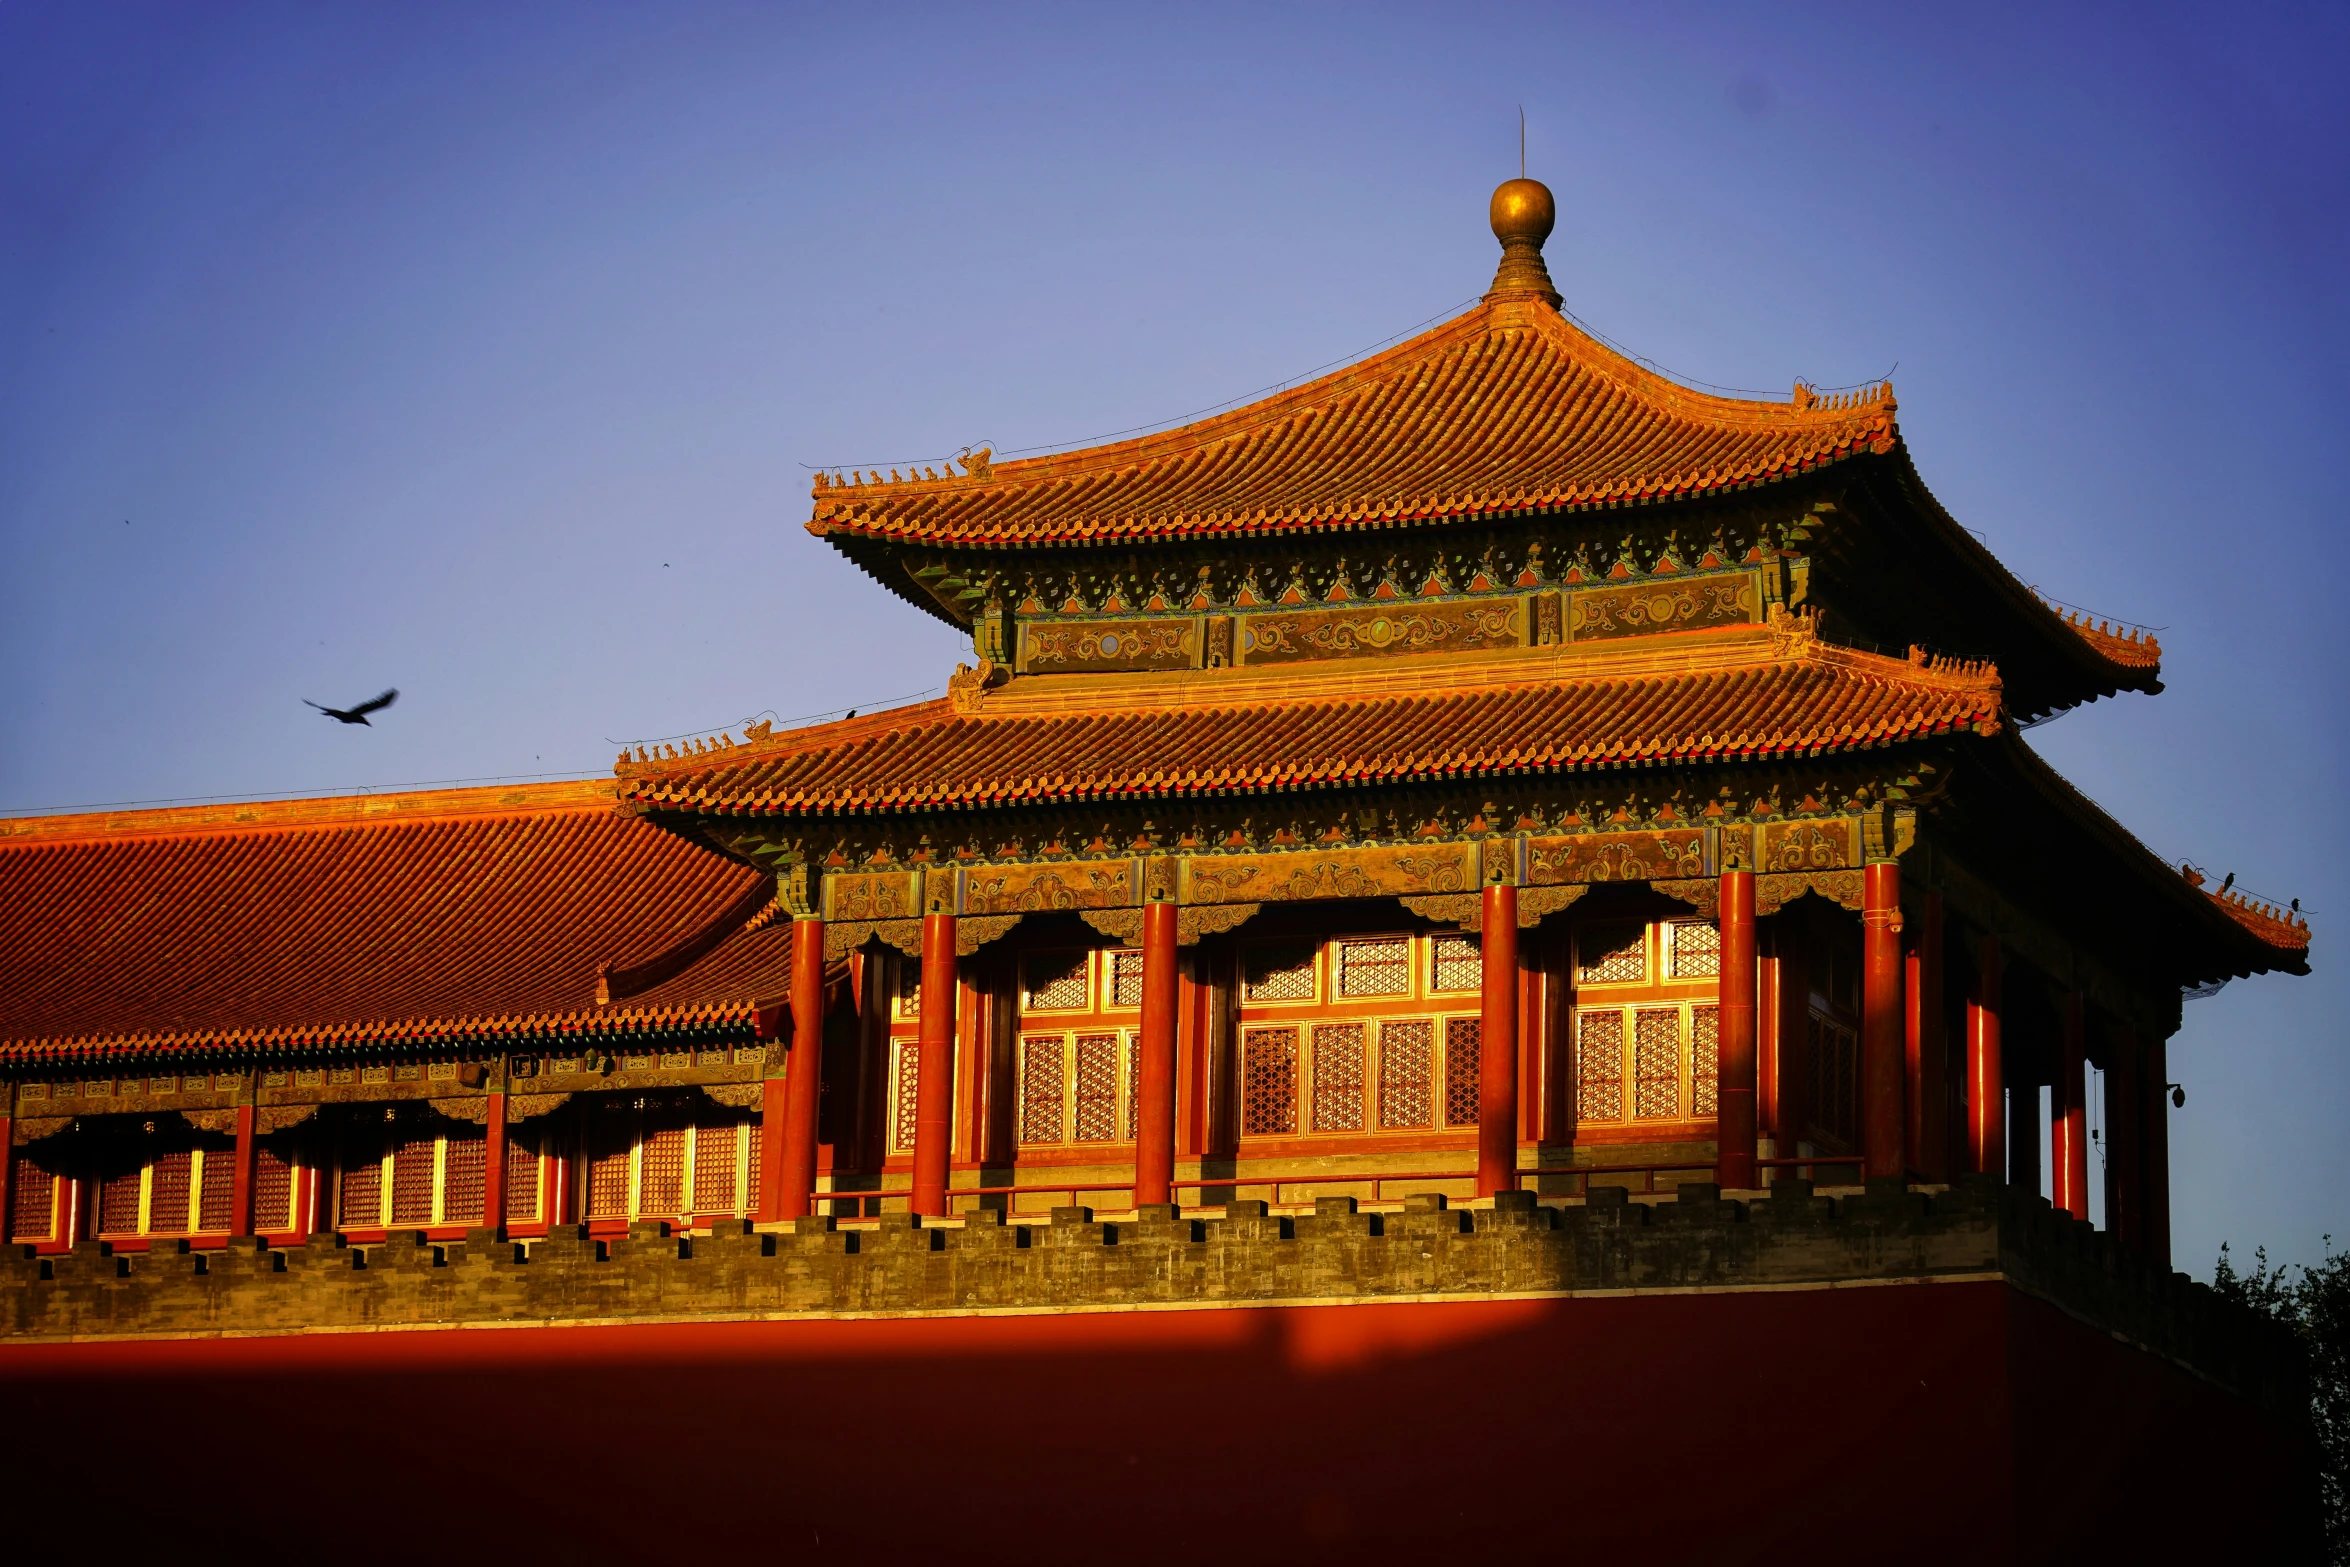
(2219, 872), (2235, 893)
(304, 689), (398, 726)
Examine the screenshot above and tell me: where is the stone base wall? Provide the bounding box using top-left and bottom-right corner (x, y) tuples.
(0, 1175), (2302, 1421)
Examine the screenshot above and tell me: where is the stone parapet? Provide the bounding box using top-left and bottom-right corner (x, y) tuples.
(0, 1176), (2302, 1420)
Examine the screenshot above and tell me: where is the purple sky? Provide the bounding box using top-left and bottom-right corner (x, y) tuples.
(3, 3), (2343, 1276)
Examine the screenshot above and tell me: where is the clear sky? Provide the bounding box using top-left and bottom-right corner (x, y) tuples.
(3, 3), (2343, 1277)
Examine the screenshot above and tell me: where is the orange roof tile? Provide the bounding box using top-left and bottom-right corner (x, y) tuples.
(806, 299), (1898, 549)
(619, 622), (2003, 817)
(0, 782), (789, 1062)
(2206, 884), (2311, 954)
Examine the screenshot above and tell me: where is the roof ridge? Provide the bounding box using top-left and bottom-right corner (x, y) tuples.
(0, 778), (619, 850)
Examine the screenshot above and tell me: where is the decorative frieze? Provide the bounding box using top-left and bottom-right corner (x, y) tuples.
(1020, 617), (1197, 674)
(1238, 599), (1522, 666)
(1527, 830), (1709, 885)
(1761, 818), (1860, 872)
(1180, 843), (1476, 905)
(1570, 571), (1759, 642)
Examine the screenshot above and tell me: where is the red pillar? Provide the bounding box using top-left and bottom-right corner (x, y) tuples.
(1860, 860), (1906, 1180)
(1966, 935), (2004, 1178)
(1476, 882), (1520, 1199)
(777, 915), (827, 1220)
(1904, 891), (1947, 1182)
(911, 909), (958, 1216)
(2145, 1033), (2172, 1267)
(1716, 868), (1758, 1189)
(0, 1108), (14, 1242)
(2052, 991), (2089, 1221)
(228, 1101), (258, 1236)
(1134, 900), (1180, 1207)
(480, 1087), (508, 1230)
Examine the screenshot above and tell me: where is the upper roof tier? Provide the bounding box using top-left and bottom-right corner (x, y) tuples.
(0, 781), (793, 1063)
(805, 291), (1898, 551)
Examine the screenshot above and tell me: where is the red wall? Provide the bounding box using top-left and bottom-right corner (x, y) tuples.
(0, 1280), (2309, 1563)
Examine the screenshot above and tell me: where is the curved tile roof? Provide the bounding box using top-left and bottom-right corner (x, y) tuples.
(618, 629), (2005, 818)
(0, 783), (789, 1061)
(805, 301), (1898, 548)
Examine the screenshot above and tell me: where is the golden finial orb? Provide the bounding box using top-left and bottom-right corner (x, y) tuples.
(1489, 177), (1555, 248)
(1484, 177), (1560, 309)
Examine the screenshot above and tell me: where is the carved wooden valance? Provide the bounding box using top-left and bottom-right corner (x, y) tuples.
(1400, 885), (1588, 931)
(1755, 869), (1866, 916)
(13, 1115), (72, 1145)
(506, 1092), (572, 1122)
(429, 1096), (491, 1125)
(254, 1103), (318, 1136)
(181, 1108), (241, 1135)
(701, 1083), (764, 1111)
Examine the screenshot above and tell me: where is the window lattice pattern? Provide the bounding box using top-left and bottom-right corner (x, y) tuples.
(1337, 939), (1409, 999)
(10, 1157), (56, 1240)
(1691, 1006), (1720, 1117)
(1634, 1009), (1681, 1119)
(1578, 923), (1646, 984)
(746, 1123), (763, 1213)
(1379, 1020), (1434, 1129)
(1126, 1037), (1141, 1141)
(894, 1045), (922, 1153)
(148, 1150), (193, 1234)
(503, 1133), (540, 1222)
(1243, 942), (1317, 1003)
(254, 1144), (296, 1232)
(1024, 951), (1089, 1011)
(339, 1147), (385, 1228)
(442, 1133), (487, 1224)
(1074, 1034), (1123, 1142)
(693, 1123), (739, 1213)
(391, 1137), (437, 1225)
(197, 1147), (235, 1232)
(897, 970), (921, 1018)
(99, 1165), (143, 1234)
(1808, 1010), (1859, 1147)
(585, 1113), (633, 1219)
(1576, 1010), (1624, 1123)
(1444, 1017), (1482, 1127)
(1312, 1024), (1367, 1131)
(1019, 1037), (1065, 1145)
(1431, 935), (1483, 993)
(639, 1125), (687, 1216)
(1242, 1028), (1298, 1136)
(1669, 921), (1721, 979)
(1111, 950), (1146, 1009)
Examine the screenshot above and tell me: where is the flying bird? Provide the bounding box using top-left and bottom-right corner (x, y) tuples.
(305, 689), (399, 726)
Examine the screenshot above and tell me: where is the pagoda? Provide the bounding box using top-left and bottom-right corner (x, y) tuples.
(0, 177), (2318, 1562)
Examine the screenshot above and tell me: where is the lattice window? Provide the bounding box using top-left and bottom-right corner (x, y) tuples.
(1024, 951), (1089, 1012)
(635, 1124), (684, 1217)
(1444, 1017), (1482, 1127)
(197, 1147), (235, 1232)
(148, 1149), (193, 1234)
(1242, 1028), (1298, 1136)
(437, 1133), (485, 1224)
(893, 1045), (921, 1152)
(10, 1156), (56, 1240)
(1074, 1034), (1123, 1142)
(1242, 942), (1317, 1003)
(692, 1123), (739, 1213)
(390, 1136), (437, 1225)
(99, 1162), (144, 1234)
(503, 1133), (540, 1223)
(1808, 1010), (1859, 1147)
(1126, 1036), (1141, 1141)
(896, 968), (921, 1019)
(1669, 921), (1721, 979)
(1337, 938), (1409, 999)
(1431, 935), (1483, 993)
(1019, 1036), (1066, 1145)
(340, 1146), (385, 1229)
(585, 1111), (633, 1220)
(745, 1122), (763, 1213)
(1691, 1006), (1720, 1117)
(1634, 1009), (1681, 1119)
(1312, 1024), (1368, 1131)
(1577, 923), (1647, 984)
(1378, 1020), (1434, 1129)
(1111, 950), (1146, 1009)
(1576, 1010), (1625, 1122)
(254, 1143), (296, 1232)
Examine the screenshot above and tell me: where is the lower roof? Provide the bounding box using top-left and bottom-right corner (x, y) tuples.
(0, 781), (790, 1064)
(617, 618), (2006, 817)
